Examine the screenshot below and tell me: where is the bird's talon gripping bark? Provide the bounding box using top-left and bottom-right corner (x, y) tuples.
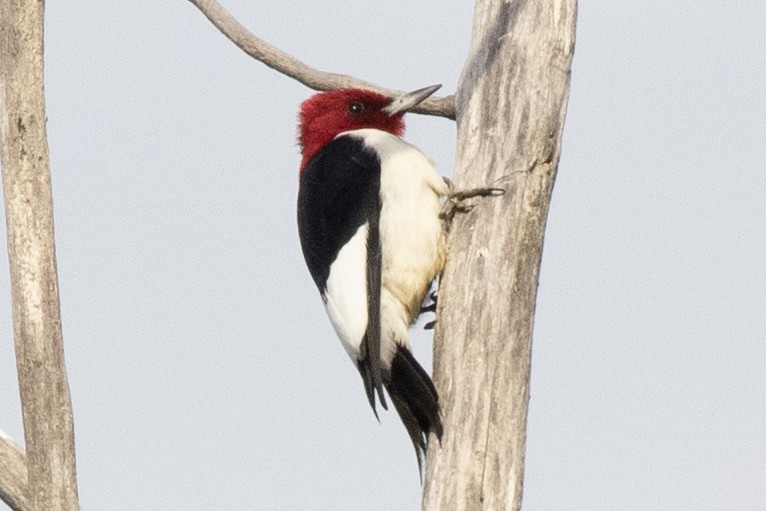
(420, 302), (437, 314)
(440, 184), (505, 228)
(420, 291), (438, 314)
(420, 291), (438, 329)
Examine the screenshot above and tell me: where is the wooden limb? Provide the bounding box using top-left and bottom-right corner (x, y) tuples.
(186, 0), (457, 119)
(0, 0), (81, 509)
(0, 430), (29, 511)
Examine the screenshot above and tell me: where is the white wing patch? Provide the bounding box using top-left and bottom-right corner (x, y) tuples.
(323, 223), (369, 361)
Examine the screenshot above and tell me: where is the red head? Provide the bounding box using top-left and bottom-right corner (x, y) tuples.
(297, 85), (441, 170)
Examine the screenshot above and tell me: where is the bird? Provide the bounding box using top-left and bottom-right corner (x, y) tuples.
(296, 84), (446, 470)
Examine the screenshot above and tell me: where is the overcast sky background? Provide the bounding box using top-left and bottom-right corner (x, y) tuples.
(1, 1), (765, 510)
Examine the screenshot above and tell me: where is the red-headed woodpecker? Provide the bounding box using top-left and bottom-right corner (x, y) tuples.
(297, 85), (446, 469)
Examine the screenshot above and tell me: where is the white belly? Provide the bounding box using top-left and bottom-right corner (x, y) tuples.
(347, 129), (447, 339)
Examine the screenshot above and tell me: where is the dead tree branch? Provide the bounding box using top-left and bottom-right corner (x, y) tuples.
(0, 0), (81, 509)
(186, 0), (456, 119)
(0, 430), (28, 511)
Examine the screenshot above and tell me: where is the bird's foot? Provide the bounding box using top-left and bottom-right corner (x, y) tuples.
(440, 178), (505, 229)
(420, 291), (438, 314)
(420, 291), (438, 330)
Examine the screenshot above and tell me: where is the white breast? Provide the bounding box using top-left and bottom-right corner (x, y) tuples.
(343, 129), (448, 357)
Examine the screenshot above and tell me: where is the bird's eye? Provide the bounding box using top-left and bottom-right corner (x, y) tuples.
(347, 102), (365, 115)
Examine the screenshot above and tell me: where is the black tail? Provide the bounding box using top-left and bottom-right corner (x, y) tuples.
(385, 345), (443, 475)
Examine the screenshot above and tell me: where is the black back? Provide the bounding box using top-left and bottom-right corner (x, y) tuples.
(297, 135), (380, 292)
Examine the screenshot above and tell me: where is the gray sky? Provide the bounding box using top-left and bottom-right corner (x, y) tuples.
(2, 1), (765, 509)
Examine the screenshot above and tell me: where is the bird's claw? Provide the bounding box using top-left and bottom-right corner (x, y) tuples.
(420, 291), (438, 314)
(420, 291), (438, 329)
(440, 178), (505, 228)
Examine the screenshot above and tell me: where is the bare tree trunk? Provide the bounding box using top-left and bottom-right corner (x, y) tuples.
(0, 1), (80, 510)
(423, 1), (577, 510)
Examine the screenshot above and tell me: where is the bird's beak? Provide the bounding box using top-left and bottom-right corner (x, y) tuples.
(382, 84), (442, 115)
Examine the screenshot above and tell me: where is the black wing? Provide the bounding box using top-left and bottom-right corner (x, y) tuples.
(297, 134), (387, 412)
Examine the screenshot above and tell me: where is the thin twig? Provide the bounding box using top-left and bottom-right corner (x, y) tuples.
(186, 0), (456, 119)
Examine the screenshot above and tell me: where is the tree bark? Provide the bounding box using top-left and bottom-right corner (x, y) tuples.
(0, 431), (28, 511)
(422, 1), (577, 510)
(0, 0), (80, 510)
